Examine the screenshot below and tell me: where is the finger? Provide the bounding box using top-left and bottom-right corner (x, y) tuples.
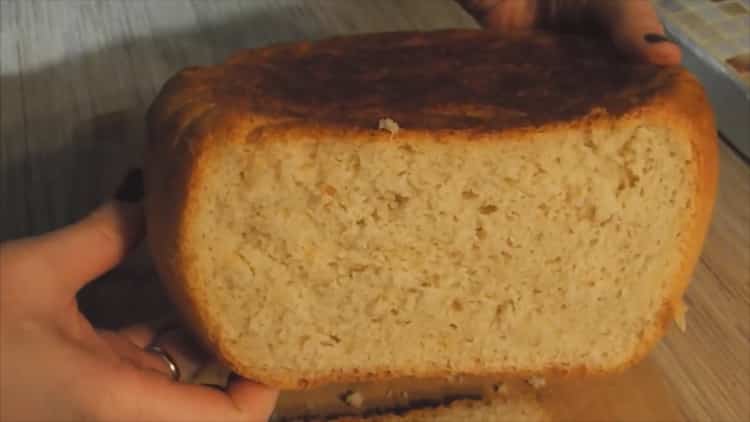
(227, 374), (280, 421)
(604, 0), (682, 65)
(37, 200), (144, 296)
(2, 170), (145, 299)
(147, 328), (209, 382)
(98, 330), (170, 376)
(485, 0), (537, 32)
(118, 323), (158, 349)
(95, 367), (278, 422)
(459, 0), (537, 32)
(119, 324), (208, 382)
(118, 316), (181, 348)
(118, 324), (275, 417)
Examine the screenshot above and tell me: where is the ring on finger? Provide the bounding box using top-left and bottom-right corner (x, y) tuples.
(145, 329), (182, 381)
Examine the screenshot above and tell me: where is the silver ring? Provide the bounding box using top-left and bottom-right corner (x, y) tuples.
(146, 344), (181, 381)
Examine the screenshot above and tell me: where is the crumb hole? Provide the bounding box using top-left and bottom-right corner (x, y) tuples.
(320, 184), (336, 196)
(394, 193), (409, 206)
(398, 143), (415, 153)
(479, 204), (498, 214)
(452, 299), (463, 312)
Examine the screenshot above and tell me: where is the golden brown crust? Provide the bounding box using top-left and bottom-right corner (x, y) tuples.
(616, 67), (718, 369)
(156, 29), (681, 136)
(144, 29), (717, 389)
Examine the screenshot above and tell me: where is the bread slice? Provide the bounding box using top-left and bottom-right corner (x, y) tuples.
(271, 378), (547, 421)
(145, 30), (717, 389)
(326, 396), (548, 422)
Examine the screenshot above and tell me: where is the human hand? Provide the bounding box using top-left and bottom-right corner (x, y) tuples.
(0, 170), (278, 422)
(458, 0), (681, 65)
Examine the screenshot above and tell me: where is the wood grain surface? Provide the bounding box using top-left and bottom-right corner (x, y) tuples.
(1, 1), (748, 420)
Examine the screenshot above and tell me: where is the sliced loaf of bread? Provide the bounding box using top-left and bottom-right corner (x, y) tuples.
(145, 30), (717, 389)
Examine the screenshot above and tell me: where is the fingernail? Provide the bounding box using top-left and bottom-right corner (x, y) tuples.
(114, 169), (144, 202)
(200, 383), (226, 391)
(644, 33), (673, 44)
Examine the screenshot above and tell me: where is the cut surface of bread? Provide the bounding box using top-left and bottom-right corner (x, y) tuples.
(145, 30), (717, 389)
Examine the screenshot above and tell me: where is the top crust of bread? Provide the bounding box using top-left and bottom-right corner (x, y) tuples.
(145, 30), (717, 389)
(148, 29), (689, 136)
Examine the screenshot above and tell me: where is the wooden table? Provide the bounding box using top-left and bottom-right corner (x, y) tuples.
(1, 1), (747, 420)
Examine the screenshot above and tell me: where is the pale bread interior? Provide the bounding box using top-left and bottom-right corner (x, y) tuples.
(187, 122), (695, 385)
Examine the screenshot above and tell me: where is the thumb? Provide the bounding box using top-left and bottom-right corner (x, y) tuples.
(227, 374), (279, 420)
(1, 170), (145, 301)
(605, 0), (682, 65)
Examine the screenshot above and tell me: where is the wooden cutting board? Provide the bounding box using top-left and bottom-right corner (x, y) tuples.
(191, 356), (683, 421)
(541, 358), (683, 421)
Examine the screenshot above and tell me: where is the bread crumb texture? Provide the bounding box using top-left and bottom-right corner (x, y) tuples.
(190, 120), (696, 383)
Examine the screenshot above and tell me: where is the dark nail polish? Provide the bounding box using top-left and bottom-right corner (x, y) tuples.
(114, 169), (144, 202)
(200, 383), (226, 391)
(644, 33), (672, 44)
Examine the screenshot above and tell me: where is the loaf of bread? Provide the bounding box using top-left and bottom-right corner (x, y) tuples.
(145, 30), (717, 389)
